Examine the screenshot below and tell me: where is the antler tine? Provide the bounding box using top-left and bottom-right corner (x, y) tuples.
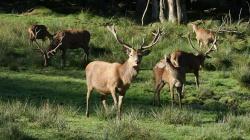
(140, 38), (146, 49)
(187, 33), (200, 53)
(34, 40), (46, 55)
(106, 25), (132, 50)
(205, 36), (217, 55)
(34, 27), (42, 38)
(141, 27), (162, 49)
(47, 34), (65, 57)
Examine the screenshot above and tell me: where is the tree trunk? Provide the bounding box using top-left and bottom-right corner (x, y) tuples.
(176, 0), (187, 24)
(152, 0), (159, 20)
(159, 0), (166, 23)
(168, 0), (177, 23)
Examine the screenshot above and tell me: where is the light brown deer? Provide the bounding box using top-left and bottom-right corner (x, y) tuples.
(190, 23), (217, 50)
(28, 24), (53, 66)
(85, 25), (163, 119)
(170, 33), (216, 89)
(46, 29), (91, 67)
(153, 55), (185, 108)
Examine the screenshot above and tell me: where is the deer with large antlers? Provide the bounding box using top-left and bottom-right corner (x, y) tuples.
(28, 24), (53, 43)
(170, 34), (216, 89)
(46, 30), (91, 67)
(85, 25), (163, 119)
(153, 55), (185, 108)
(28, 24), (53, 66)
(190, 23), (217, 50)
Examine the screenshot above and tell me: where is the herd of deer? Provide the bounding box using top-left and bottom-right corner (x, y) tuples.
(28, 23), (217, 119)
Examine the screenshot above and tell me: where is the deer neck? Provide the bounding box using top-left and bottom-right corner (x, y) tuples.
(193, 25), (198, 33)
(118, 60), (138, 85)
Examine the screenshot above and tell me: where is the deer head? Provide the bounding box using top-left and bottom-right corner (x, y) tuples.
(107, 25), (163, 68)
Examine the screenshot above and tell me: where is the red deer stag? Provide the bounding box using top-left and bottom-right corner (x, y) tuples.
(46, 29), (91, 67)
(170, 34), (216, 89)
(28, 24), (53, 66)
(153, 55), (185, 108)
(85, 25), (163, 119)
(190, 23), (217, 50)
(28, 24), (53, 43)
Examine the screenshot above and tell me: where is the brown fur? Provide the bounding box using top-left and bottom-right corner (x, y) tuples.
(153, 57), (185, 107)
(170, 50), (209, 89)
(191, 23), (217, 50)
(47, 29), (90, 67)
(28, 24), (52, 42)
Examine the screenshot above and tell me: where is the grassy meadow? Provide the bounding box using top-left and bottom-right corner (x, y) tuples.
(0, 8), (250, 139)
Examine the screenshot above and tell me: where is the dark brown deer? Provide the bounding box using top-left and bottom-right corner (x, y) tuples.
(28, 24), (53, 43)
(153, 55), (185, 108)
(170, 33), (216, 89)
(190, 23), (217, 50)
(85, 25), (163, 119)
(46, 29), (91, 67)
(28, 24), (53, 66)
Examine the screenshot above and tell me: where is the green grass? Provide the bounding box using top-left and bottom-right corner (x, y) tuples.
(0, 7), (250, 139)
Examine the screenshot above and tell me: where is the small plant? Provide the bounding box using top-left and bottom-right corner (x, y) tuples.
(102, 118), (157, 140)
(151, 107), (201, 126)
(203, 99), (227, 111)
(232, 65), (250, 88)
(224, 113), (250, 133)
(213, 55), (233, 70)
(0, 123), (35, 140)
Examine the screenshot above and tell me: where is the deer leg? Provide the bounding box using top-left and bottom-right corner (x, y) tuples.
(83, 47), (89, 61)
(61, 50), (66, 67)
(170, 84), (174, 108)
(177, 86), (183, 108)
(155, 81), (165, 106)
(194, 72), (199, 89)
(43, 54), (48, 67)
(117, 95), (124, 120)
(86, 86), (93, 117)
(111, 89), (118, 111)
(101, 95), (108, 114)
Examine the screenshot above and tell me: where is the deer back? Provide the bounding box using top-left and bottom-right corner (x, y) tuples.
(50, 30), (90, 51)
(170, 51), (204, 73)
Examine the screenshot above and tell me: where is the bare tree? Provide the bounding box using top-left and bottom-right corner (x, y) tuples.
(176, 0), (187, 24)
(159, 0), (166, 23)
(168, 0), (177, 23)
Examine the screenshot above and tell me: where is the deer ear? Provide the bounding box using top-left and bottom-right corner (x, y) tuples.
(123, 47), (131, 55)
(142, 49), (151, 56)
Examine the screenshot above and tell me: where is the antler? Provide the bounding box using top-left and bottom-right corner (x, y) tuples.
(47, 42), (63, 57)
(205, 36), (217, 55)
(47, 33), (65, 57)
(140, 28), (163, 49)
(33, 41), (46, 55)
(187, 33), (200, 53)
(107, 25), (132, 50)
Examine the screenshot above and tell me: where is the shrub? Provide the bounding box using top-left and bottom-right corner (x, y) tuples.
(198, 88), (215, 100)
(212, 53), (233, 70)
(232, 65), (250, 88)
(0, 123), (36, 140)
(203, 99), (227, 111)
(224, 113), (250, 133)
(151, 107), (201, 126)
(102, 119), (160, 140)
(239, 101), (250, 112)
